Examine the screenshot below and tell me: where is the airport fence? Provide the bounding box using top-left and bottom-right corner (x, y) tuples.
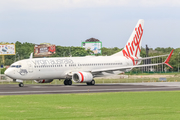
(95, 77), (180, 83)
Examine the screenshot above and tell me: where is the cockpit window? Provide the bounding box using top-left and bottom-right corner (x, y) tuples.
(11, 65), (22, 68)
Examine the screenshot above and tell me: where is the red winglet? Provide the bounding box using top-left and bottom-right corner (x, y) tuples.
(164, 49), (174, 68)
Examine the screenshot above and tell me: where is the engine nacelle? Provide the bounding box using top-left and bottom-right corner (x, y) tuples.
(34, 79), (53, 83)
(72, 72), (93, 83)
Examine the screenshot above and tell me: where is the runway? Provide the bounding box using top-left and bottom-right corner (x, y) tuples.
(1, 82), (180, 95)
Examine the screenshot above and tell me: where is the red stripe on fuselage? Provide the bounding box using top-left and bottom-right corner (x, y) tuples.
(79, 72), (84, 83)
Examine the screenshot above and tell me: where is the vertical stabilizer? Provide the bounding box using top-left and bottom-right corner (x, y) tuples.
(112, 19), (144, 57)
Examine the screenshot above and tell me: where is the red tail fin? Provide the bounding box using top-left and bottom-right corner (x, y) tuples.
(164, 49), (174, 68)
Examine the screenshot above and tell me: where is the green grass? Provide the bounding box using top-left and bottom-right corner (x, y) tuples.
(1, 91), (180, 120)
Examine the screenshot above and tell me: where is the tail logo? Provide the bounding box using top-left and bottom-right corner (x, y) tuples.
(122, 24), (143, 65)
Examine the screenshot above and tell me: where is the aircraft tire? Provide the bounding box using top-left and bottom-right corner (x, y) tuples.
(19, 83), (24, 87)
(64, 80), (68, 85)
(67, 80), (72, 85)
(86, 82), (90, 85)
(87, 80), (95, 85)
(64, 79), (72, 85)
(91, 80), (95, 85)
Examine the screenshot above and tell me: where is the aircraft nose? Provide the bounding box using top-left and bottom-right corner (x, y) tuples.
(4, 69), (10, 76)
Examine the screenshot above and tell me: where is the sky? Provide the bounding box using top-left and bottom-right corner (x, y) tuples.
(0, 0), (180, 49)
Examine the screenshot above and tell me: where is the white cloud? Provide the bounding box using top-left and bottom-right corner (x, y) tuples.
(1, 0), (180, 11)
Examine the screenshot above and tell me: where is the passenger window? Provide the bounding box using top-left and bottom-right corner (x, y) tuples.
(11, 65), (21, 68)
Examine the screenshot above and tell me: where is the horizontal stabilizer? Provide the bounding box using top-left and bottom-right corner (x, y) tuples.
(163, 49), (174, 68)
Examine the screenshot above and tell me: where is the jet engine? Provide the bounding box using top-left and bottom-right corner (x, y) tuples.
(34, 79), (53, 83)
(72, 72), (93, 83)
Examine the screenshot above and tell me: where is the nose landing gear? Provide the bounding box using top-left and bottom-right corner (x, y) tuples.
(13, 79), (24, 87)
(19, 83), (24, 87)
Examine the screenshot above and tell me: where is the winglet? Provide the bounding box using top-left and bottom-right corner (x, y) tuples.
(164, 49), (174, 68)
(29, 52), (33, 59)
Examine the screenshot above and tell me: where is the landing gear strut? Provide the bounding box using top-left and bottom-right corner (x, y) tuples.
(86, 79), (95, 85)
(64, 79), (72, 85)
(19, 83), (24, 87)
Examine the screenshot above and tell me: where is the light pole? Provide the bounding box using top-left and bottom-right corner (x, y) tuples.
(178, 52), (180, 72)
(162, 56), (163, 72)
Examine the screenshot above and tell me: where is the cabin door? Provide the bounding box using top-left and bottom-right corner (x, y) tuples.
(27, 61), (33, 73)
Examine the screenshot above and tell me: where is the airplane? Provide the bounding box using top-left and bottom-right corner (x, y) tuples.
(4, 19), (174, 87)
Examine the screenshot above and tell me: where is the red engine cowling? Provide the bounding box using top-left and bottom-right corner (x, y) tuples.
(72, 72), (93, 83)
(34, 79), (53, 83)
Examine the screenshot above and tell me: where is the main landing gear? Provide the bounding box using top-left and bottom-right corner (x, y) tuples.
(19, 83), (24, 87)
(64, 79), (72, 85)
(86, 79), (95, 85)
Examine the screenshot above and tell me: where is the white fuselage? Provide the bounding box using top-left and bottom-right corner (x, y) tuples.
(4, 19), (145, 82)
(5, 56), (136, 80)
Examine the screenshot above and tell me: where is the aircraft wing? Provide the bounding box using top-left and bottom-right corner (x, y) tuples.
(92, 49), (174, 73)
(91, 63), (162, 73)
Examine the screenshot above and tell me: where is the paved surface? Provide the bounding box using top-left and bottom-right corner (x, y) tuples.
(1, 82), (180, 95)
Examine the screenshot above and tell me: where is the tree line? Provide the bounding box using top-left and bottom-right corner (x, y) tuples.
(0, 41), (179, 72)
